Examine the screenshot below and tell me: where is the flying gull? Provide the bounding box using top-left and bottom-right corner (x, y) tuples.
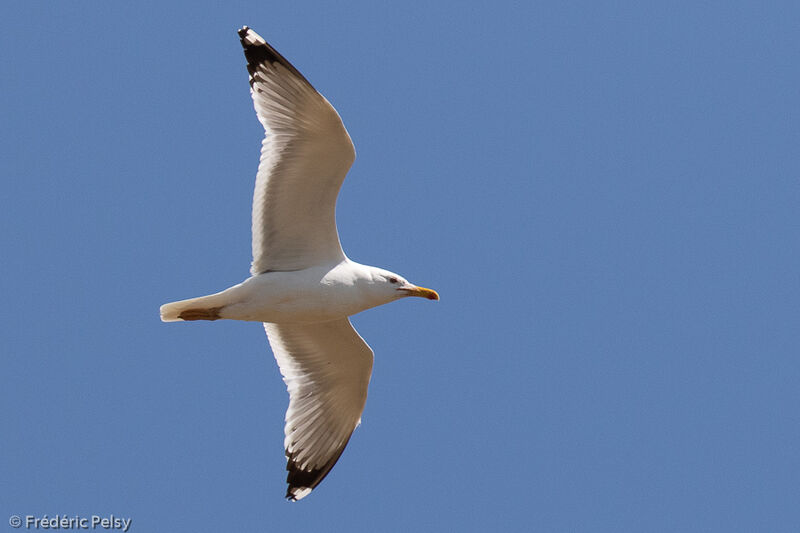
(160, 26), (439, 501)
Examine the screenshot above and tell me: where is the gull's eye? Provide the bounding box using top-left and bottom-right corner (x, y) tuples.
(388, 277), (398, 284)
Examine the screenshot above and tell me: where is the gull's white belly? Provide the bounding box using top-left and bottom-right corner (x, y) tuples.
(217, 264), (375, 323)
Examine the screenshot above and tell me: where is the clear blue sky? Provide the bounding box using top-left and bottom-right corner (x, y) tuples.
(2, 1), (799, 532)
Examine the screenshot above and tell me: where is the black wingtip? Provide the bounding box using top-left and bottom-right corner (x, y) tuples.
(283, 438), (352, 501)
(285, 486), (307, 502)
(237, 26), (315, 90)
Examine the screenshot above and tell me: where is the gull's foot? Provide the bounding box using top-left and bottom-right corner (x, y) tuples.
(178, 306), (223, 321)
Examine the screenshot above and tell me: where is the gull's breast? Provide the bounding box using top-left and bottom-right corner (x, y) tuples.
(219, 266), (371, 323)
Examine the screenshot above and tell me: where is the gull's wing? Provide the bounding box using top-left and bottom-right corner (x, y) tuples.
(239, 27), (356, 274)
(264, 318), (374, 501)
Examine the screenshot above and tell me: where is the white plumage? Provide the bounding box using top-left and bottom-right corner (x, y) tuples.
(160, 27), (438, 501)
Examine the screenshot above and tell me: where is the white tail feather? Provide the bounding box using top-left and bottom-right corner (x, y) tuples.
(160, 298), (197, 322)
(160, 294), (222, 322)
(161, 282), (248, 322)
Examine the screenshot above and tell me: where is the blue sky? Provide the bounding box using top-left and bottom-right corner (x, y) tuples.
(2, 1), (799, 531)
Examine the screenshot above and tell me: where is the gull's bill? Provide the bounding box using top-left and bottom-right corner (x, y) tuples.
(160, 27), (439, 502)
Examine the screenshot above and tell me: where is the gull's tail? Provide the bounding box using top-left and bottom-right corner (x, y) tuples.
(160, 294), (227, 322)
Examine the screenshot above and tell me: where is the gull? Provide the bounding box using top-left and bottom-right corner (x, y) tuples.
(160, 26), (439, 501)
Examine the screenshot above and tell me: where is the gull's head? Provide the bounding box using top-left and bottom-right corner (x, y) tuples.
(371, 269), (439, 302)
